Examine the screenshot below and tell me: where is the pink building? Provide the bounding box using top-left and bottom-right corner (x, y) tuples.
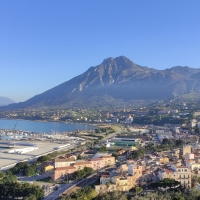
(90, 158), (105, 170)
(53, 166), (76, 181)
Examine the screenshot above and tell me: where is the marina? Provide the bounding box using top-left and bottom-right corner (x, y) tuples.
(0, 119), (96, 134)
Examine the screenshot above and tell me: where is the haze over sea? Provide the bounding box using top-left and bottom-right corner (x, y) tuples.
(0, 119), (96, 133)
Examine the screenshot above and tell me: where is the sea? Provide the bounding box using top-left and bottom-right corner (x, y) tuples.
(0, 119), (96, 134)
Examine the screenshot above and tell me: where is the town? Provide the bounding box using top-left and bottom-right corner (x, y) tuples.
(1, 99), (200, 199)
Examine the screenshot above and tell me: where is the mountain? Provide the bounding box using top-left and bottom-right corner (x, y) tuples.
(0, 96), (15, 106)
(1, 56), (200, 109)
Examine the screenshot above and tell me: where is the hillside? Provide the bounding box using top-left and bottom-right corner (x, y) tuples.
(0, 96), (15, 106)
(1, 56), (200, 109)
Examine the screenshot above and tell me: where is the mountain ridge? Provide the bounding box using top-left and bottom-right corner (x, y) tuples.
(0, 96), (15, 106)
(1, 56), (200, 109)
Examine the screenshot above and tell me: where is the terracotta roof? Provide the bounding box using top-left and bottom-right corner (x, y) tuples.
(165, 169), (174, 173)
(53, 158), (75, 162)
(55, 166), (76, 171)
(186, 159), (195, 163)
(90, 158), (103, 161)
(74, 161), (91, 165)
(101, 174), (110, 178)
(101, 156), (113, 158)
(176, 166), (188, 168)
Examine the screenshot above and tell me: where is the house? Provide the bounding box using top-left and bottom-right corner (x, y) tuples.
(158, 166), (191, 188)
(52, 158), (76, 168)
(90, 158), (105, 170)
(73, 161), (92, 170)
(42, 163), (54, 173)
(101, 156), (115, 166)
(53, 166), (76, 181)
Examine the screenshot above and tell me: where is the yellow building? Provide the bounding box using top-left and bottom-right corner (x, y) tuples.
(120, 164), (128, 172)
(95, 174), (138, 194)
(42, 163), (54, 173)
(159, 157), (169, 164)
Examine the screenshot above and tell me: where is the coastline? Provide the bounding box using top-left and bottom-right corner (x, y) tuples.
(0, 118), (97, 133)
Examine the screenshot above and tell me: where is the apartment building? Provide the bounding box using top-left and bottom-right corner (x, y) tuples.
(101, 155), (115, 166)
(158, 166), (191, 188)
(73, 161), (92, 170)
(52, 158), (76, 168)
(53, 166), (76, 181)
(128, 165), (143, 178)
(90, 158), (105, 170)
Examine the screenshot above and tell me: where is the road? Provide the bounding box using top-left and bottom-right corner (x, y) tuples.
(43, 175), (99, 200)
(43, 182), (76, 200)
(43, 165), (115, 200)
(102, 126), (122, 141)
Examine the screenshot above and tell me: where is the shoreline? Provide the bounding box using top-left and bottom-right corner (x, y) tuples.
(0, 118), (98, 133)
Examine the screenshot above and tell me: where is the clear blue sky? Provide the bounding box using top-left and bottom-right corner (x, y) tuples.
(1, 0), (200, 102)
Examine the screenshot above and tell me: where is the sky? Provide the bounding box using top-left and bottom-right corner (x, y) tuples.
(1, 0), (200, 102)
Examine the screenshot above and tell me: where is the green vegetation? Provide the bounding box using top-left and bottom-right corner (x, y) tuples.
(73, 167), (94, 180)
(111, 152), (119, 160)
(0, 172), (44, 199)
(61, 186), (97, 200)
(95, 127), (115, 134)
(150, 178), (180, 191)
(129, 189), (200, 200)
(94, 191), (127, 200)
(98, 146), (107, 153)
(37, 150), (70, 163)
(129, 185), (143, 195)
(127, 140), (184, 159)
(77, 154), (82, 160)
(0, 182), (44, 199)
(36, 176), (54, 183)
(24, 164), (37, 177)
(7, 162), (38, 177)
(9, 161), (28, 174)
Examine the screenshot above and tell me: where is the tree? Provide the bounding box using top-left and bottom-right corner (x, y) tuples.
(2, 174), (17, 183)
(9, 161), (28, 175)
(0, 172), (5, 179)
(112, 153), (118, 161)
(37, 155), (51, 163)
(162, 138), (171, 145)
(62, 186), (97, 200)
(23, 164), (37, 177)
(98, 146), (107, 153)
(129, 185), (143, 195)
(94, 191), (127, 200)
(77, 154), (82, 160)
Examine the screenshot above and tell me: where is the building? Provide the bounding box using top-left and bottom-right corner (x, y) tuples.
(128, 165), (143, 178)
(158, 166), (191, 188)
(119, 164), (128, 172)
(73, 161), (92, 170)
(159, 157), (170, 164)
(53, 166), (76, 181)
(186, 153), (194, 160)
(65, 154), (77, 160)
(42, 163), (54, 173)
(90, 158), (105, 170)
(52, 158), (76, 168)
(181, 145), (192, 157)
(101, 156), (115, 166)
(186, 162), (200, 171)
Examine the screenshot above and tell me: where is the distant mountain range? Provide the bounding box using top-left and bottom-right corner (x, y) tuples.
(1, 56), (200, 109)
(0, 96), (15, 106)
